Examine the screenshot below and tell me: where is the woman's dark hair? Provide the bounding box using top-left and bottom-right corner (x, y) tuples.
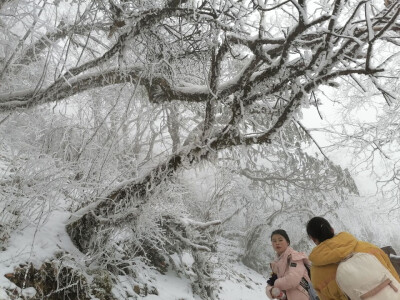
(306, 217), (334, 243)
(270, 229), (290, 245)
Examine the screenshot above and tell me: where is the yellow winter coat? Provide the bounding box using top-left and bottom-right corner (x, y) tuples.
(308, 232), (400, 300)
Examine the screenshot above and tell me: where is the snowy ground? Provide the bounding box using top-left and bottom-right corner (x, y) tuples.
(0, 210), (84, 298)
(0, 209), (268, 300)
(113, 264), (267, 300)
(217, 264), (267, 300)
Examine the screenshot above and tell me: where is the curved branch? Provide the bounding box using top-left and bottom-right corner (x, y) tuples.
(0, 67), (144, 110)
(0, 67), (210, 111)
(15, 22), (110, 67)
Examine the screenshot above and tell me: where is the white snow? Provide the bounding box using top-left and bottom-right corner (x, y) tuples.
(0, 207), (270, 299)
(217, 263), (268, 300)
(141, 270), (198, 300)
(0, 209), (85, 293)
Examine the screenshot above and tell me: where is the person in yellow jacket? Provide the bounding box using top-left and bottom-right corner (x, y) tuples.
(306, 216), (400, 300)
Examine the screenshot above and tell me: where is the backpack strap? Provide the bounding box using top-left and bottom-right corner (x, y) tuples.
(300, 277), (310, 291)
(305, 263), (311, 279)
(360, 279), (399, 299)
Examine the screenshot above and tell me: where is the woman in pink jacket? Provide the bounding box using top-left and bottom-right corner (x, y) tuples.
(266, 229), (311, 300)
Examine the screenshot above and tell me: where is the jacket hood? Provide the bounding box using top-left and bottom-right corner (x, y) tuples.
(309, 232), (358, 266)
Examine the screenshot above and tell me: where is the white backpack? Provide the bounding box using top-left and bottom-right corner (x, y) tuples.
(336, 252), (400, 300)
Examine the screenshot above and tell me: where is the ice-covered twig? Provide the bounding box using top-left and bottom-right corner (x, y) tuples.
(181, 217), (222, 229)
(166, 225), (211, 252)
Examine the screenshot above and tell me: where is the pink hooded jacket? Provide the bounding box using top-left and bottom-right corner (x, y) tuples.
(266, 246), (311, 300)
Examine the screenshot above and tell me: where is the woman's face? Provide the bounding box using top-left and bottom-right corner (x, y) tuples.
(271, 234), (289, 256)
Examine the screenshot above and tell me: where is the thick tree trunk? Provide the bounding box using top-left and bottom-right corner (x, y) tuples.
(65, 78), (317, 254)
(66, 153), (183, 253)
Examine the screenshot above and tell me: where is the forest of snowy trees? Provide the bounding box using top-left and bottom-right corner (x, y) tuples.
(0, 0), (399, 299)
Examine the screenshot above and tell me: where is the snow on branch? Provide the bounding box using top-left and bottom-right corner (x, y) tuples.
(15, 22), (110, 67)
(0, 67), (144, 110)
(166, 225), (212, 252)
(181, 217), (222, 229)
(2, 0), (396, 256)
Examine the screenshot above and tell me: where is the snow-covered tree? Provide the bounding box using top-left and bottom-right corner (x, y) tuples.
(0, 0), (399, 298)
